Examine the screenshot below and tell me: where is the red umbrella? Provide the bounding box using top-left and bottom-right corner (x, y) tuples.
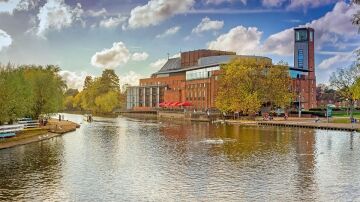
(170, 102), (180, 107)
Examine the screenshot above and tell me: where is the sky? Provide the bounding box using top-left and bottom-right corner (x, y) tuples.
(0, 0), (359, 89)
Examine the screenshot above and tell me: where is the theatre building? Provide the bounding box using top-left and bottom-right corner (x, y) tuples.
(127, 27), (317, 111)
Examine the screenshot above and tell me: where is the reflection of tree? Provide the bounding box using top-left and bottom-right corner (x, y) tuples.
(0, 139), (65, 201)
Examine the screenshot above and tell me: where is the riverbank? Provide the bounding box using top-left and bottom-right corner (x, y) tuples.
(0, 119), (80, 150)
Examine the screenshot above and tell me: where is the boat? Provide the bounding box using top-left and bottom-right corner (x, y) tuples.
(0, 124), (24, 138)
(83, 114), (93, 122)
(18, 118), (39, 129)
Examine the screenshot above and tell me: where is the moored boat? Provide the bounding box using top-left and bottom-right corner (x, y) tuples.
(18, 118), (40, 128)
(83, 114), (93, 122)
(0, 124), (24, 138)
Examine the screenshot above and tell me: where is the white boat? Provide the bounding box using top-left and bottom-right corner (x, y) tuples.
(0, 124), (24, 138)
(18, 118), (39, 128)
(83, 114), (93, 122)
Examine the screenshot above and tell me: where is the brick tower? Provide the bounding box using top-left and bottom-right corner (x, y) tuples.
(291, 27), (317, 110)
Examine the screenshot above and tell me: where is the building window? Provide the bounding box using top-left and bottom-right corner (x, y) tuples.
(296, 30), (308, 41)
(298, 49), (304, 68)
(310, 31), (313, 42)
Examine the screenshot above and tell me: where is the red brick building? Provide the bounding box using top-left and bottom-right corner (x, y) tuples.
(127, 27), (317, 111)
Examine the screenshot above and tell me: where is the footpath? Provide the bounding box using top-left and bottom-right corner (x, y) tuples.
(225, 117), (360, 132)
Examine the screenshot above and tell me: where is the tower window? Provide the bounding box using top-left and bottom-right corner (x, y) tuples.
(310, 31), (314, 42)
(298, 49), (304, 68)
(296, 30), (308, 41)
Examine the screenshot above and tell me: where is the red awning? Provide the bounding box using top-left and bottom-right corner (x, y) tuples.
(159, 102), (166, 107)
(170, 102), (180, 107)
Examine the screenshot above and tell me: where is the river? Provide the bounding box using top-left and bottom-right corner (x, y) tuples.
(0, 114), (360, 201)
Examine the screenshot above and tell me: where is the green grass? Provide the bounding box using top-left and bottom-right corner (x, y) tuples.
(331, 118), (351, 124)
(332, 112), (360, 119)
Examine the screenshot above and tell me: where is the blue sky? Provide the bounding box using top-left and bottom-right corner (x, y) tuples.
(0, 0), (359, 89)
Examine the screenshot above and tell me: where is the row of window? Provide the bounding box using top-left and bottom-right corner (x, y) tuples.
(186, 66), (220, 81)
(187, 83), (207, 89)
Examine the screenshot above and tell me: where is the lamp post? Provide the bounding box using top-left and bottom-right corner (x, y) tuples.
(298, 94), (301, 118)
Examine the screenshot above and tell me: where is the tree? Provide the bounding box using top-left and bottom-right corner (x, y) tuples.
(215, 58), (293, 115)
(95, 91), (120, 113)
(330, 64), (360, 118)
(0, 64), (66, 123)
(76, 69), (122, 114)
(23, 65), (66, 118)
(0, 67), (32, 123)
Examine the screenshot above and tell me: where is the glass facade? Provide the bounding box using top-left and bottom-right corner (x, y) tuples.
(290, 69), (308, 79)
(298, 49), (304, 68)
(186, 66), (220, 81)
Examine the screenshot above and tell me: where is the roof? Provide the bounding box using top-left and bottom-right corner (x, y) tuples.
(156, 57), (181, 73)
(153, 55), (272, 75)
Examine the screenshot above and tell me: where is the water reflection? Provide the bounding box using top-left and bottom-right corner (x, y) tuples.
(0, 114), (359, 201)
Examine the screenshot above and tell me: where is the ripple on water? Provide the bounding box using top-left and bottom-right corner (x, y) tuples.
(0, 114), (360, 201)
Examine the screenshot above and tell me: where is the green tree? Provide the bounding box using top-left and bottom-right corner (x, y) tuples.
(0, 67), (32, 123)
(215, 58), (293, 115)
(95, 91), (120, 113)
(330, 64), (360, 119)
(23, 65), (66, 118)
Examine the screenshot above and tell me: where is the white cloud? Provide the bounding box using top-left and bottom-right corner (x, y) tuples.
(207, 26), (262, 55)
(99, 15), (127, 28)
(37, 0), (84, 37)
(192, 17), (224, 34)
(0, 29), (12, 52)
(204, 0), (246, 5)
(119, 71), (144, 88)
(87, 8), (107, 17)
(132, 52), (149, 61)
(128, 0), (194, 29)
(262, 0), (286, 7)
(318, 52), (355, 70)
(91, 42), (131, 69)
(156, 26), (181, 38)
(0, 0), (21, 14)
(59, 70), (88, 90)
(150, 58), (167, 69)
(263, 1), (359, 56)
(262, 28), (293, 56)
(287, 0), (337, 10)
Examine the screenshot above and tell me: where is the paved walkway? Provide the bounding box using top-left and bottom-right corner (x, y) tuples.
(225, 117), (360, 131)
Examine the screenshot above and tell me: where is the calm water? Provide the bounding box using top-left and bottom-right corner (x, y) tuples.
(0, 114), (360, 201)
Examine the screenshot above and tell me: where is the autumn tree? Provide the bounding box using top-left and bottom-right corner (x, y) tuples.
(215, 58), (293, 115)
(330, 64), (360, 119)
(66, 69), (122, 114)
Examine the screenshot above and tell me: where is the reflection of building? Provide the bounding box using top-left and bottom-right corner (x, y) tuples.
(127, 28), (317, 111)
(290, 28), (317, 110)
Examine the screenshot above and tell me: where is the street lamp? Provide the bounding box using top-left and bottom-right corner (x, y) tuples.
(298, 94), (301, 118)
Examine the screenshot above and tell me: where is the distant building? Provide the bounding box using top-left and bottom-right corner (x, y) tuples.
(127, 50), (271, 110)
(127, 28), (317, 111)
